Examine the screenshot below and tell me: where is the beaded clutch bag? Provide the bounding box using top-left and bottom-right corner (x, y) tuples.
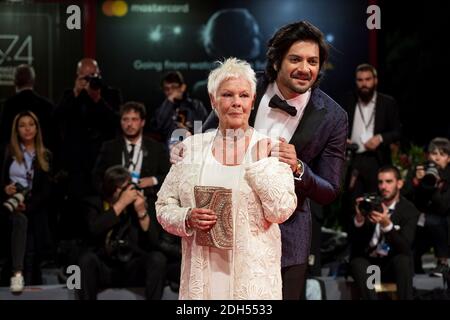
(194, 186), (233, 250)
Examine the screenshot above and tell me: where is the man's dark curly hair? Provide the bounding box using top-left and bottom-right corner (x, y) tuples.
(265, 21), (329, 86)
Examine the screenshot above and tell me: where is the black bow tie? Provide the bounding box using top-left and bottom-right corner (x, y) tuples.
(268, 94), (297, 116)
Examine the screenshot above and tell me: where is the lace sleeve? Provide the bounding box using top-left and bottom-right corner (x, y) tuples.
(156, 163), (193, 237)
(245, 157), (297, 224)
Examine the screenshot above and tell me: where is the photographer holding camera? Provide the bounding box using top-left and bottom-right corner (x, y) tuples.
(92, 102), (181, 290)
(151, 71), (207, 147)
(404, 137), (450, 276)
(349, 165), (419, 300)
(53, 58), (121, 241)
(77, 165), (167, 300)
(0, 111), (52, 293)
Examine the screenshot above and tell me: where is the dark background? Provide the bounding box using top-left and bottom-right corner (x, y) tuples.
(96, 0), (368, 113)
(0, 0), (449, 146)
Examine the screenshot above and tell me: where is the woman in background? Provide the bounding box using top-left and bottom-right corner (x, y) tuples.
(0, 111), (52, 293)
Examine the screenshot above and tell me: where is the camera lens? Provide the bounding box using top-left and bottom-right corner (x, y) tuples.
(3, 193), (24, 213)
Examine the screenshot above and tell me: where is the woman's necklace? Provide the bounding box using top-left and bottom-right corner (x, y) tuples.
(213, 127), (253, 165)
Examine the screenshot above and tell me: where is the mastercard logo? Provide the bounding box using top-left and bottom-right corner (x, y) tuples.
(102, 0), (128, 17)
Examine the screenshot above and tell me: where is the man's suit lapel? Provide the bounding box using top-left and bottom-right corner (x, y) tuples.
(390, 198), (403, 226)
(139, 139), (151, 176)
(115, 138), (126, 165)
(289, 90), (327, 155)
(250, 76), (328, 153)
(374, 93), (383, 134)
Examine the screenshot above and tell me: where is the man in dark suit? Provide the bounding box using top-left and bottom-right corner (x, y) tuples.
(0, 64), (54, 149)
(93, 102), (181, 286)
(350, 165), (419, 300)
(341, 64), (401, 198)
(93, 101), (170, 208)
(173, 21), (348, 299)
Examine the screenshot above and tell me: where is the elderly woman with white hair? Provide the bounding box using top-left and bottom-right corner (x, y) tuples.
(156, 58), (297, 299)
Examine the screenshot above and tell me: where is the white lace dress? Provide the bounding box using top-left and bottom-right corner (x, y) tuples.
(156, 130), (297, 299)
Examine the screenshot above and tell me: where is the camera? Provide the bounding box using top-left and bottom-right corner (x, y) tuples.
(346, 142), (359, 155)
(105, 226), (133, 263)
(109, 239), (133, 263)
(420, 161), (440, 190)
(128, 182), (143, 191)
(358, 193), (383, 216)
(83, 74), (103, 90)
(3, 183), (29, 213)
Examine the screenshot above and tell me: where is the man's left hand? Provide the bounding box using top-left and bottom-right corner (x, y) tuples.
(138, 177), (156, 189)
(368, 203), (391, 228)
(270, 137), (298, 172)
(364, 134), (382, 151)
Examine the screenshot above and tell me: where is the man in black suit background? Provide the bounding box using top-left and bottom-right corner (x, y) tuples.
(342, 64), (401, 199)
(349, 165), (419, 300)
(0, 64), (54, 149)
(93, 101), (170, 209)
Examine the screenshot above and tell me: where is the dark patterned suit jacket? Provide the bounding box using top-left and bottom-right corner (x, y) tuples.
(203, 73), (348, 266)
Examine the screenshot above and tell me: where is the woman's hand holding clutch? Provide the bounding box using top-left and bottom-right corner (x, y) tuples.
(187, 208), (217, 231)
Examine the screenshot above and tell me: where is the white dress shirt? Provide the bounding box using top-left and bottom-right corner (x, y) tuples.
(254, 82), (311, 142)
(9, 144), (36, 189)
(350, 92), (377, 153)
(369, 201), (395, 248)
(123, 136), (143, 176)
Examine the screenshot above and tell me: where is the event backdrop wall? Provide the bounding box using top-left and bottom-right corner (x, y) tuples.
(1, 0), (368, 117)
(97, 0), (369, 114)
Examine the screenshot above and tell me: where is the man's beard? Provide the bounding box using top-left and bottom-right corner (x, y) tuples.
(288, 71), (313, 94)
(124, 130), (141, 140)
(382, 189), (397, 202)
(357, 86), (376, 103)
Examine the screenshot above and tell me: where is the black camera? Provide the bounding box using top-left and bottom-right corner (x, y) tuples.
(3, 183), (29, 213)
(109, 239), (133, 263)
(420, 162), (440, 190)
(105, 226), (133, 263)
(129, 182), (143, 191)
(358, 193), (383, 216)
(346, 142), (359, 155)
(83, 74), (103, 90)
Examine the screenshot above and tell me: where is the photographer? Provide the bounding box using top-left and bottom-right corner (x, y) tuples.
(53, 58), (120, 240)
(92, 102), (181, 289)
(404, 137), (450, 276)
(0, 111), (52, 293)
(77, 165), (167, 300)
(151, 71), (207, 147)
(349, 165), (419, 300)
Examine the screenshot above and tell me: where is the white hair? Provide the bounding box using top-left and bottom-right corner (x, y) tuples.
(207, 57), (256, 99)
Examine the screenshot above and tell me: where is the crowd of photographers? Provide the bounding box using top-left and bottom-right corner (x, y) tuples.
(0, 60), (449, 300)
(0, 60), (197, 298)
(340, 63), (450, 299)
